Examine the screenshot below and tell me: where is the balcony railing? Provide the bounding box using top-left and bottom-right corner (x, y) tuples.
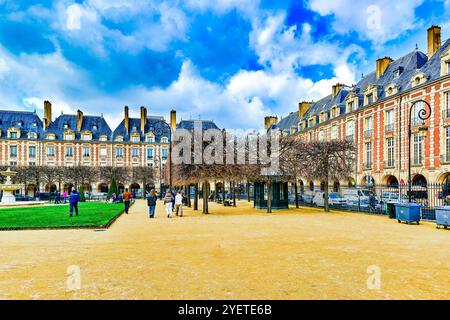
(384, 160), (395, 168)
(385, 123), (394, 132)
(363, 129), (373, 137)
(363, 162), (372, 170)
(346, 134), (354, 141)
(445, 109), (450, 119)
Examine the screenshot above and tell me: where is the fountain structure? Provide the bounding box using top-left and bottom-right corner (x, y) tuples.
(0, 168), (22, 204)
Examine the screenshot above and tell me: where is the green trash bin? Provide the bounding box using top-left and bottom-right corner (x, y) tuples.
(386, 202), (396, 219)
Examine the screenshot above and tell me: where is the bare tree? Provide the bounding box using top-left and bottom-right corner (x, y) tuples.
(298, 140), (355, 212)
(132, 166), (156, 198)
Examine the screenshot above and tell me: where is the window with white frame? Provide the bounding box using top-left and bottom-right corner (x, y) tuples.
(116, 136), (123, 142)
(99, 135), (107, 142)
(162, 148), (168, 160)
(132, 148), (139, 157)
(331, 126), (338, 140)
(100, 148), (107, 157)
(146, 135), (154, 143)
(318, 130), (325, 141)
(346, 119), (355, 140)
(83, 147), (90, 157)
(385, 109), (394, 131)
(116, 147), (123, 158)
(147, 148), (153, 160)
(81, 133), (91, 141)
(365, 142), (372, 168)
(64, 133), (73, 141)
(66, 146), (73, 157)
(364, 116), (373, 136)
(446, 126), (450, 162)
(29, 146), (36, 158)
(445, 91), (450, 119)
(47, 146), (55, 157)
(161, 137), (169, 143)
(412, 101), (423, 125)
(131, 135), (140, 143)
(412, 133), (424, 165)
(9, 131), (18, 139)
(386, 137), (395, 167)
(10, 145), (17, 157)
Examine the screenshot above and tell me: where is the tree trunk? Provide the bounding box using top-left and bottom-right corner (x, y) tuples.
(267, 181), (272, 213)
(247, 182), (251, 202)
(194, 183), (198, 210)
(202, 180), (209, 214)
(294, 181), (299, 208)
(232, 181), (236, 207)
(223, 180), (226, 206)
(324, 179), (330, 212)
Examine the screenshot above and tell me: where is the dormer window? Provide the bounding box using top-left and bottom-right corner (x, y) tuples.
(28, 132), (37, 139)
(330, 106), (340, 118)
(81, 132), (91, 141)
(64, 132), (74, 141)
(131, 135), (140, 143)
(99, 135), (107, 142)
(17, 121), (23, 127)
(440, 49), (450, 76)
(411, 72), (427, 87)
(32, 122), (37, 127)
(393, 67), (403, 78)
(146, 135), (155, 143)
(46, 134), (56, 140)
(364, 84), (378, 106)
(64, 123), (69, 129)
(385, 84), (398, 97)
(161, 137), (169, 143)
(92, 124), (98, 130)
(10, 131), (18, 139)
(308, 116), (317, 127)
(116, 135), (124, 142)
(319, 111), (328, 123)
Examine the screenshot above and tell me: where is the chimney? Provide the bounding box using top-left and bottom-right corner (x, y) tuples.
(124, 106), (129, 135)
(332, 83), (344, 99)
(76, 109), (83, 132)
(427, 25), (441, 58)
(170, 110), (177, 131)
(43, 100), (52, 130)
(376, 57), (393, 79)
(140, 106), (147, 133)
(264, 116), (278, 130)
(298, 101), (312, 117)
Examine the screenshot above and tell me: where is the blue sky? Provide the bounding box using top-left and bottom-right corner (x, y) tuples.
(0, 0), (450, 129)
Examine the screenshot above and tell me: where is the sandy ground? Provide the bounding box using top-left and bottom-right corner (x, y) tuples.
(0, 199), (449, 300)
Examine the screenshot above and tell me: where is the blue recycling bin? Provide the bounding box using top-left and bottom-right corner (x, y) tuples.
(394, 203), (421, 225)
(435, 206), (450, 229)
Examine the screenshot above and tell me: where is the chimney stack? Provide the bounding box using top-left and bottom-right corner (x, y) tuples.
(264, 116), (278, 130)
(140, 106), (147, 134)
(332, 83), (344, 99)
(298, 101), (312, 117)
(376, 57), (393, 79)
(427, 25), (441, 58)
(76, 109), (83, 132)
(43, 100), (52, 130)
(170, 110), (177, 131)
(124, 106), (129, 135)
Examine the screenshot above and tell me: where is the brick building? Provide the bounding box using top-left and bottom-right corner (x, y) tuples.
(0, 102), (171, 195)
(269, 26), (450, 192)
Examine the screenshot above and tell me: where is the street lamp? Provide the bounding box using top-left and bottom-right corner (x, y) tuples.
(147, 119), (172, 194)
(408, 99), (431, 203)
(154, 155), (163, 199)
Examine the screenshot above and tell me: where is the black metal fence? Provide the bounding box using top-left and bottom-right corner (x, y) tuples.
(289, 182), (450, 221)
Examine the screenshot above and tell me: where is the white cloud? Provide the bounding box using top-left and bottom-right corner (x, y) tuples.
(307, 0), (425, 45)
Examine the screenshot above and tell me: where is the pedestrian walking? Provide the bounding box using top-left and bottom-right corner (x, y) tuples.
(147, 189), (157, 219)
(63, 191), (68, 203)
(175, 190), (183, 217)
(164, 191), (174, 218)
(122, 188), (132, 214)
(55, 190), (61, 204)
(69, 188), (80, 217)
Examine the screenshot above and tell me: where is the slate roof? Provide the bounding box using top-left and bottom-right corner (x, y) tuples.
(45, 114), (111, 141)
(0, 110), (43, 139)
(112, 116), (170, 143)
(177, 120), (220, 131)
(273, 44), (449, 134)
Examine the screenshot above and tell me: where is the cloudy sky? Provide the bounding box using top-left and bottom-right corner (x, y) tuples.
(1, 0), (450, 130)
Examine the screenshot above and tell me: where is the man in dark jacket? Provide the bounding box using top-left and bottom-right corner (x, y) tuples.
(147, 189), (157, 218)
(69, 188), (81, 217)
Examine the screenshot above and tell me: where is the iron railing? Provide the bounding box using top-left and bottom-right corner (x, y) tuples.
(385, 123), (394, 132)
(289, 182), (450, 221)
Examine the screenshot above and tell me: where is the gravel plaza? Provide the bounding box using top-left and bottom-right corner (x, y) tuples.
(0, 200), (448, 300)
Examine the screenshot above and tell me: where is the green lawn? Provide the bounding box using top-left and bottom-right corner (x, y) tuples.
(0, 202), (127, 230)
